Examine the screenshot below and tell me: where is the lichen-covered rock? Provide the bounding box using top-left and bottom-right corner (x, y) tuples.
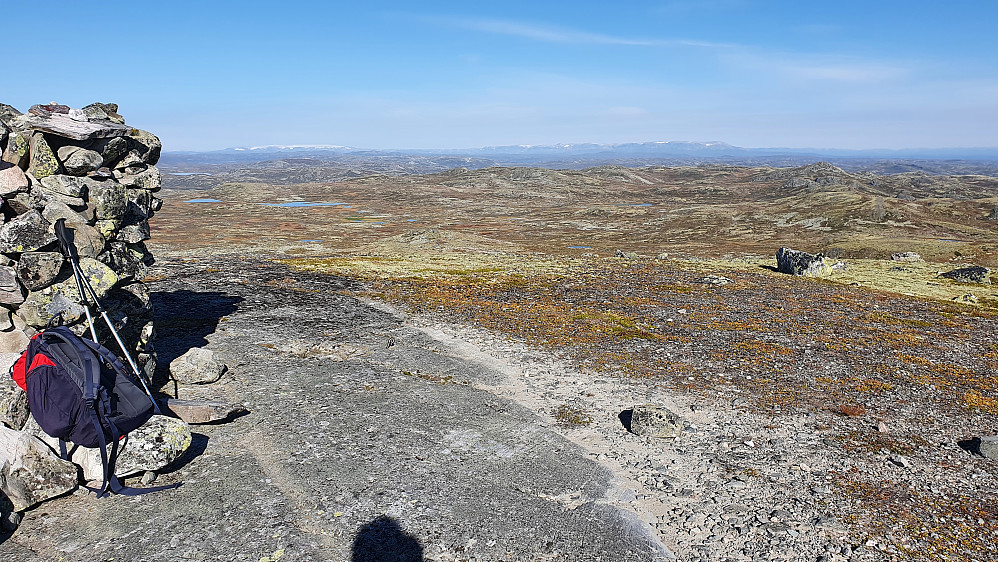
(126, 187), (154, 220)
(1, 131), (29, 169)
(0, 161), (29, 197)
(629, 404), (683, 439)
(34, 184), (85, 210)
(99, 241), (153, 280)
(94, 135), (129, 165)
(27, 132), (60, 179)
(56, 146), (102, 176)
(0, 210), (55, 254)
(0, 425), (78, 511)
(116, 221), (150, 244)
(39, 174), (97, 198)
(128, 129), (162, 165)
(170, 347), (228, 384)
(17, 292), (87, 329)
(115, 165), (161, 191)
(87, 179), (128, 220)
(776, 247), (830, 277)
(16, 258), (118, 328)
(104, 281), (153, 317)
(15, 251), (64, 291)
(40, 204), (106, 257)
(113, 151), (144, 172)
(0, 266), (25, 306)
(940, 266), (991, 285)
(0, 376), (29, 431)
(83, 102), (124, 124)
(46, 415), (192, 481)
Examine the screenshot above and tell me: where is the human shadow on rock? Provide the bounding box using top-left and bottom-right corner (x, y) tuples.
(618, 409), (634, 432)
(958, 437), (982, 456)
(150, 290), (243, 386)
(352, 515), (424, 562)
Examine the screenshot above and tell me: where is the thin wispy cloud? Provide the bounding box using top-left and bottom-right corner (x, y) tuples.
(422, 15), (731, 49)
(421, 15), (908, 85)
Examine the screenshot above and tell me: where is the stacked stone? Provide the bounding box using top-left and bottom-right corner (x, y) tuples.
(0, 102), (162, 380)
(0, 103), (191, 522)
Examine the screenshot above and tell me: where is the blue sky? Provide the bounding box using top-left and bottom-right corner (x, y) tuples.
(4, 0), (996, 151)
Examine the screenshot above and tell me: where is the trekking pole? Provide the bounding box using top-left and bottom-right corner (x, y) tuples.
(53, 221), (100, 342)
(53, 220), (159, 409)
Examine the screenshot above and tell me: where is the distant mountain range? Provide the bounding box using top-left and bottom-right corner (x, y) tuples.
(159, 141), (998, 177)
(170, 140), (998, 160)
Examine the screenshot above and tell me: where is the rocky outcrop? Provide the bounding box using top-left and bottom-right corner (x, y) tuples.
(775, 247), (831, 277)
(0, 102), (161, 379)
(891, 252), (922, 262)
(940, 266), (991, 285)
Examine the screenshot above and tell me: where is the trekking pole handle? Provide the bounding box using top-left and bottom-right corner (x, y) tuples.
(53, 218), (79, 261)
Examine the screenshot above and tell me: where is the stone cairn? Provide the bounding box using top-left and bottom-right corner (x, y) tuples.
(0, 102), (188, 527)
(0, 102), (160, 362)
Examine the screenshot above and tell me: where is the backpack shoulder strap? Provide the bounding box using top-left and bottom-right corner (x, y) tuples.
(76, 336), (160, 415)
(41, 328), (100, 402)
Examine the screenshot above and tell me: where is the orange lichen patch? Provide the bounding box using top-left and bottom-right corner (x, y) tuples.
(862, 311), (934, 328)
(964, 389), (998, 413)
(817, 376), (895, 395)
(897, 353), (932, 366)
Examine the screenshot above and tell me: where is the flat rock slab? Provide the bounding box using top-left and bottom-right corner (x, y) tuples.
(2, 257), (671, 561)
(16, 113), (130, 140)
(160, 398), (247, 424)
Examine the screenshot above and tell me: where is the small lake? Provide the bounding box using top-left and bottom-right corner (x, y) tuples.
(260, 202), (350, 208)
(618, 203), (653, 207)
(183, 198), (222, 203)
(568, 245), (592, 249)
(300, 239), (322, 243)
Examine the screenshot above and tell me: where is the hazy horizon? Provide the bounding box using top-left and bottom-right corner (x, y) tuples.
(162, 140), (998, 154)
(6, 1), (997, 152)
